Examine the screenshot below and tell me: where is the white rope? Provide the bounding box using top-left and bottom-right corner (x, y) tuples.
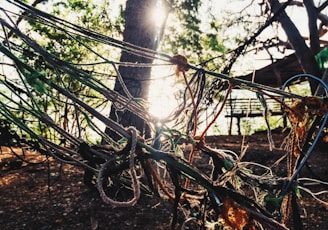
(97, 127), (141, 208)
(111, 63), (133, 100)
(298, 185), (328, 208)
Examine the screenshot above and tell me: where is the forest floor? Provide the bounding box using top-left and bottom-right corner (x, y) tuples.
(0, 131), (327, 229)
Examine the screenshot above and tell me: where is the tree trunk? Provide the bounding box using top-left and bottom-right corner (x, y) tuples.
(269, 0), (322, 90)
(303, 0), (320, 54)
(105, 0), (159, 140)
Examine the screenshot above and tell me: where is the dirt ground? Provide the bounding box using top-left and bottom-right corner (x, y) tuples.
(0, 132), (327, 229)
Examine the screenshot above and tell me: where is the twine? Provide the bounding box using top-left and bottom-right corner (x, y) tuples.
(97, 127), (140, 208)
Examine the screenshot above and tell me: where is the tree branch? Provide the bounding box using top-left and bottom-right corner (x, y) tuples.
(318, 0), (328, 12)
(304, 0), (320, 54)
(222, 0), (293, 75)
(269, 0), (322, 92)
(6, 0), (49, 40)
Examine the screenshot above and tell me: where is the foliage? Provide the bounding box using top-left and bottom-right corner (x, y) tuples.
(161, 0), (228, 71)
(7, 0), (126, 140)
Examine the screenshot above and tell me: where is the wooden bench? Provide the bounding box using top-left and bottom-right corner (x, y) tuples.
(225, 98), (286, 135)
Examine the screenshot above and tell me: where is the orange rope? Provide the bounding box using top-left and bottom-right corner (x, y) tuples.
(182, 70), (198, 137)
(182, 70), (199, 188)
(172, 54), (197, 137)
(199, 83), (233, 140)
(145, 159), (175, 202)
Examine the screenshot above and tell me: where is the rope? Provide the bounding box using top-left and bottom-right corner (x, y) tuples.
(1, 3), (328, 227)
(0, 1), (308, 103)
(111, 62), (133, 100)
(1, 2), (308, 103)
(256, 93), (275, 151)
(97, 127), (141, 208)
(280, 74), (328, 196)
(2, 0), (173, 63)
(199, 82), (232, 139)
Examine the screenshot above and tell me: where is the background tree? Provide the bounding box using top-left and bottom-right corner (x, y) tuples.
(269, 0), (322, 91)
(106, 0), (160, 139)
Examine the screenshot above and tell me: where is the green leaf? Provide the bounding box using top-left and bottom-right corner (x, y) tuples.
(18, 65), (47, 94)
(264, 195), (284, 208)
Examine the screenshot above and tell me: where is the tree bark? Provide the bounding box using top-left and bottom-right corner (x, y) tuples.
(303, 0), (320, 54)
(105, 0), (159, 140)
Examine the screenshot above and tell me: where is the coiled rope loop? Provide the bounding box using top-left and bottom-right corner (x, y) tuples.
(97, 127), (140, 207)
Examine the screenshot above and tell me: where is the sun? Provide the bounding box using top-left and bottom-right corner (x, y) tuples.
(150, 1), (169, 28)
